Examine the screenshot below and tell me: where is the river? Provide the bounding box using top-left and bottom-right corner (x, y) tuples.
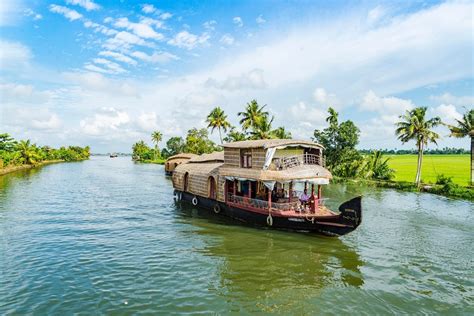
(0, 156), (472, 314)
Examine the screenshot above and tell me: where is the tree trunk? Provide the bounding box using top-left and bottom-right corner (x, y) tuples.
(219, 128), (223, 144)
(471, 136), (473, 186)
(415, 142), (424, 186)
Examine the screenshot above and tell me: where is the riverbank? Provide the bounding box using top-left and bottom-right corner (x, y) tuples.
(134, 158), (166, 165)
(333, 177), (474, 201)
(0, 160), (64, 176)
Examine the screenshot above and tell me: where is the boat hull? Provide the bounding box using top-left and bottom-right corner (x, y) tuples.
(174, 191), (361, 237)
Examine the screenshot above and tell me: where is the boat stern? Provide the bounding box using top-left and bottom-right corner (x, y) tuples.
(338, 196), (362, 228)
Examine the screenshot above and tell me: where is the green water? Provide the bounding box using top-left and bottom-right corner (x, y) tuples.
(0, 157), (473, 314)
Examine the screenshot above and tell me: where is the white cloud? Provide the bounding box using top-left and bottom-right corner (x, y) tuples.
(62, 71), (139, 97)
(430, 104), (463, 125)
(136, 112), (160, 132)
(91, 58), (127, 74)
(141, 4), (156, 14)
(313, 88), (340, 108)
(0, 83), (52, 104)
(167, 31), (210, 49)
(103, 31), (154, 50)
(66, 0), (100, 11)
(113, 17), (164, 40)
(83, 20), (118, 36)
(0, 40), (32, 68)
(256, 15), (266, 24)
(289, 101), (327, 125)
(430, 93), (474, 108)
(203, 20), (217, 30)
(0, 0), (24, 26)
(131, 51), (179, 64)
(99, 51), (137, 65)
(80, 107), (130, 136)
(32, 113), (62, 130)
(49, 5), (82, 21)
(160, 12), (172, 20)
(233, 16), (243, 27)
(206, 68), (266, 91)
(360, 90), (414, 115)
(219, 34), (235, 46)
(367, 6), (386, 25)
(24, 8), (42, 21)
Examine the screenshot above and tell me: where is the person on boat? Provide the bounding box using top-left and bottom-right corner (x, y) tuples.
(300, 189), (310, 204)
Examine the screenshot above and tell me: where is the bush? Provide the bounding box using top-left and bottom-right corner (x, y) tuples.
(436, 174), (453, 185)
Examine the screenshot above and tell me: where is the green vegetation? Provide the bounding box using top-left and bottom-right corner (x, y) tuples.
(0, 133), (90, 171)
(395, 107), (441, 186)
(206, 107), (231, 144)
(387, 154), (470, 185)
(445, 109), (473, 185)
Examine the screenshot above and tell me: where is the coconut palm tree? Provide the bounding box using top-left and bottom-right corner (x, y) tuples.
(395, 107), (441, 186)
(272, 126), (292, 139)
(151, 131), (162, 161)
(224, 127), (247, 143)
(17, 140), (41, 165)
(250, 115), (275, 140)
(206, 107), (231, 144)
(446, 109), (473, 185)
(238, 100), (269, 132)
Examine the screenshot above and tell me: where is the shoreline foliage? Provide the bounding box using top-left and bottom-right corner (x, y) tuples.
(0, 133), (90, 169)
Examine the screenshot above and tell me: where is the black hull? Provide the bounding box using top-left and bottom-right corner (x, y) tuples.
(174, 191), (362, 237)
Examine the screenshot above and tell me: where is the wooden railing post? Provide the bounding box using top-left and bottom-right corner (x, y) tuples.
(268, 190), (272, 211)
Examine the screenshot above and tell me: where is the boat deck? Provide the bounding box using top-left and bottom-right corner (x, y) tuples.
(272, 205), (338, 218)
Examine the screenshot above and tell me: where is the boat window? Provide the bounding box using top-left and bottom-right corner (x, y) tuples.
(240, 149), (252, 168)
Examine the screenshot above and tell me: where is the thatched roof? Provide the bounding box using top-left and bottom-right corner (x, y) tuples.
(218, 164), (332, 181)
(175, 162), (223, 176)
(222, 139), (324, 149)
(188, 151), (224, 163)
(166, 153), (197, 161)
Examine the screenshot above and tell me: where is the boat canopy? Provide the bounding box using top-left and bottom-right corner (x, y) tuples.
(222, 139), (324, 150)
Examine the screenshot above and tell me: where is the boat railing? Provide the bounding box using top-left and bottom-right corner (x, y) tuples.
(273, 153), (325, 169)
(226, 193), (325, 212)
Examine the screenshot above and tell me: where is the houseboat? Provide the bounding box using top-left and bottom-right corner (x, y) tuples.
(172, 139), (362, 236)
(165, 153), (197, 175)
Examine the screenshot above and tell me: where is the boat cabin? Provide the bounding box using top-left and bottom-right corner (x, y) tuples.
(165, 153), (197, 175)
(173, 139), (332, 216)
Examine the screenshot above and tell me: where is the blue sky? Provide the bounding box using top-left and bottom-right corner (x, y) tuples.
(0, 0), (473, 153)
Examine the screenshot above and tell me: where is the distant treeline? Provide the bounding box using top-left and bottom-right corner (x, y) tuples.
(0, 133), (90, 169)
(359, 147), (469, 155)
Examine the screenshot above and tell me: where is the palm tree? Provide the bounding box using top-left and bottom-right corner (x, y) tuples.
(151, 131), (162, 161)
(446, 109), (473, 185)
(250, 115), (274, 140)
(224, 127), (247, 143)
(238, 100), (269, 131)
(395, 107), (441, 186)
(362, 150), (394, 180)
(206, 107), (231, 144)
(17, 140), (41, 165)
(272, 126), (292, 139)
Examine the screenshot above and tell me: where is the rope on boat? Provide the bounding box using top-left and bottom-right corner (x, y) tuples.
(267, 207), (273, 226)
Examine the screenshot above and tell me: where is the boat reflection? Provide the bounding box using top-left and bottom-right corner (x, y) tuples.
(174, 202), (364, 312)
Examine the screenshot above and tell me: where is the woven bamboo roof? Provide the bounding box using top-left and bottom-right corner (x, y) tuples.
(188, 151), (224, 163)
(222, 139), (324, 149)
(175, 162), (223, 176)
(166, 153), (197, 161)
(218, 164), (332, 181)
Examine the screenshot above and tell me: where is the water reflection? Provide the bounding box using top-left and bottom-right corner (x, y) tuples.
(175, 202), (364, 312)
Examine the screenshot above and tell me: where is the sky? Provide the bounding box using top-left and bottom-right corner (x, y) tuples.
(0, 0), (473, 153)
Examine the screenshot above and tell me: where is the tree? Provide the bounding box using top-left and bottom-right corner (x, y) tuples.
(132, 140), (151, 161)
(313, 107), (361, 171)
(184, 128), (219, 154)
(16, 140), (41, 165)
(151, 131), (163, 161)
(446, 109), (473, 185)
(249, 115), (274, 140)
(223, 127), (247, 143)
(272, 126), (292, 139)
(206, 107), (231, 144)
(361, 150), (394, 180)
(395, 107), (441, 186)
(238, 100), (269, 131)
(0, 133), (17, 152)
(162, 137), (186, 158)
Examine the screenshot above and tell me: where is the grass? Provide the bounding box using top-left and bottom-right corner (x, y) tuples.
(387, 154), (471, 186)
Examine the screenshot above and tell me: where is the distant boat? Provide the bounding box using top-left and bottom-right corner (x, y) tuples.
(110, 153), (118, 158)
